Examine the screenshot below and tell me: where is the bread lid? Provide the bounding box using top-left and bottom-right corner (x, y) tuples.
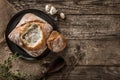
(47, 31), (66, 53)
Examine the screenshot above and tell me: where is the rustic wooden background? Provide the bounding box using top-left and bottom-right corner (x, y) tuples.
(7, 0), (120, 80)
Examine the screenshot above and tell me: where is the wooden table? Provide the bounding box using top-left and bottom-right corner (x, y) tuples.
(7, 0), (120, 80)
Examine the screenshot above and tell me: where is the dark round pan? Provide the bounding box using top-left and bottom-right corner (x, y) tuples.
(5, 9), (57, 60)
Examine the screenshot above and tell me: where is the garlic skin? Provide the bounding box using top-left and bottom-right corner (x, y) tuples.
(49, 6), (58, 15)
(60, 12), (65, 19)
(45, 4), (52, 13)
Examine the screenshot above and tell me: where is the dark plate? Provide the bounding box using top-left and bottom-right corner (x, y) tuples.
(5, 9), (57, 60)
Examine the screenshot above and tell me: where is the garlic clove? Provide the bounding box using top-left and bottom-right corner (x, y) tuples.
(60, 12), (65, 19)
(49, 6), (58, 15)
(45, 4), (52, 13)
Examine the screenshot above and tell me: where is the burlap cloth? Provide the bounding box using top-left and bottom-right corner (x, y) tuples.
(0, 0), (59, 78)
(0, 0), (17, 63)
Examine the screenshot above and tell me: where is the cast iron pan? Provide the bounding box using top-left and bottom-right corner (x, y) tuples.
(5, 9), (57, 60)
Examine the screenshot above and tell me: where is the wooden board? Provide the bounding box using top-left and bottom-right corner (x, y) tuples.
(47, 66), (120, 80)
(7, 0), (120, 80)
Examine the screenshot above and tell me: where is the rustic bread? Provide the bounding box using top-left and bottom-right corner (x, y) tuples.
(8, 13), (53, 57)
(47, 31), (66, 53)
(16, 13), (53, 39)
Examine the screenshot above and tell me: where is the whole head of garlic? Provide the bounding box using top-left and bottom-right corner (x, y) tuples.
(49, 6), (58, 15)
(45, 4), (58, 15)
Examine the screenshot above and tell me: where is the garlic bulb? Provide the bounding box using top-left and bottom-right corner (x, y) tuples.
(45, 4), (58, 15)
(49, 6), (58, 15)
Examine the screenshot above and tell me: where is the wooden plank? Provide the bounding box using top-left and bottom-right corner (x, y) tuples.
(58, 15), (120, 39)
(47, 66), (120, 80)
(8, 0), (120, 14)
(59, 39), (120, 65)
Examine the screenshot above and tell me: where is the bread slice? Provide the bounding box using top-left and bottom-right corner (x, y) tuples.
(47, 31), (66, 53)
(8, 13), (53, 57)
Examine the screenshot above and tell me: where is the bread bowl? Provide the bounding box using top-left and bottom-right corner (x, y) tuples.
(8, 13), (53, 57)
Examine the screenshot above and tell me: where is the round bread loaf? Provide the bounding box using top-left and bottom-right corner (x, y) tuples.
(47, 31), (66, 53)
